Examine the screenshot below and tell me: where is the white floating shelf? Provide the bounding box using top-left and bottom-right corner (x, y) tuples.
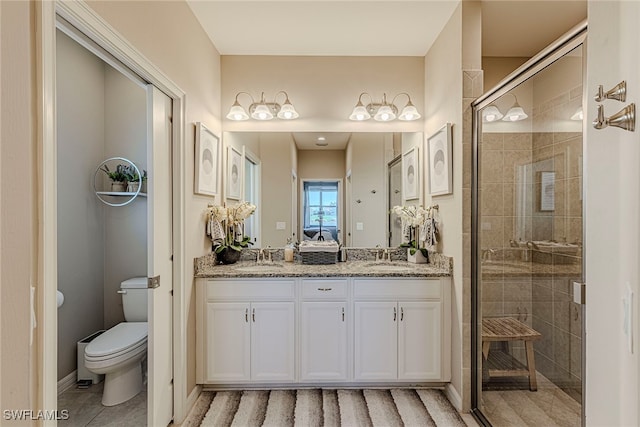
(96, 191), (147, 198)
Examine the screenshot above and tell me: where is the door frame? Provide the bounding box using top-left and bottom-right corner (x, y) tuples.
(470, 21), (587, 425)
(36, 1), (190, 423)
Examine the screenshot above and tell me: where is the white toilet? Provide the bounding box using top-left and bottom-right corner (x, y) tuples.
(85, 277), (148, 406)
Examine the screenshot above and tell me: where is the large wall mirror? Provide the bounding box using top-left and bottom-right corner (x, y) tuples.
(223, 131), (424, 248)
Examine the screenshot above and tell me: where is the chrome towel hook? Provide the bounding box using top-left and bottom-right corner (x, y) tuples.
(595, 80), (626, 103)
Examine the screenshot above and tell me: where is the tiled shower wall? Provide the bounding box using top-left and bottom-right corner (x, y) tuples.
(480, 85), (583, 398)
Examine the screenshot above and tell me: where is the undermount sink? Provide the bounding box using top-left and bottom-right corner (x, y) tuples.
(234, 263), (285, 272)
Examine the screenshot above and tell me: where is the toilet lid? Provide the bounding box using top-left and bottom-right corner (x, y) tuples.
(85, 322), (148, 358)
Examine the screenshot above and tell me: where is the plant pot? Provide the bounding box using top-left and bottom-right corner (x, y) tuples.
(127, 182), (140, 193)
(141, 181), (147, 193)
(111, 182), (127, 192)
(216, 247), (242, 264)
(407, 248), (428, 264)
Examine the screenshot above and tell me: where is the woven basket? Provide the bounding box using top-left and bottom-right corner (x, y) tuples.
(300, 251), (337, 265)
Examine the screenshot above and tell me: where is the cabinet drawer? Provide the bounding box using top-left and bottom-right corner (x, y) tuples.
(354, 278), (441, 300)
(206, 279), (295, 300)
(302, 279), (348, 299)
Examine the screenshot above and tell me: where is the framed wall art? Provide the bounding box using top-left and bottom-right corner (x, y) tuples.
(226, 146), (242, 200)
(428, 123), (453, 196)
(194, 122), (219, 196)
(402, 147), (419, 200)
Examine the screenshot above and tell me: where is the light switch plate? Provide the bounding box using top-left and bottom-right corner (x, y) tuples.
(572, 281), (585, 305)
(276, 222), (286, 230)
(356, 222), (364, 231)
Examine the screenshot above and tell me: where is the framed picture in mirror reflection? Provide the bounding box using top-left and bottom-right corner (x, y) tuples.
(428, 123), (453, 196)
(227, 146), (242, 200)
(402, 147), (419, 200)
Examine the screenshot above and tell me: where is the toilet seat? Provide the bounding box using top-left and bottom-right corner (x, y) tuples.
(85, 322), (148, 361)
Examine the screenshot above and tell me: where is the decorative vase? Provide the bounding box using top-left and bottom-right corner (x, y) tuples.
(111, 182), (126, 192)
(216, 247), (242, 264)
(407, 248), (428, 264)
(127, 182), (140, 193)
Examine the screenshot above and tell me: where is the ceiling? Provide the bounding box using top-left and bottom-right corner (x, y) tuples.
(187, 0), (586, 58)
(292, 132), (352, 150)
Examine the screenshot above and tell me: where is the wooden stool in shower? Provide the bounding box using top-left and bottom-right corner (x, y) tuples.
(482, 317), (542, 391)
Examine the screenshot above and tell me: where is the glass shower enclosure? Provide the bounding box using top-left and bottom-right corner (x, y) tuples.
(471, 24), (586, 427)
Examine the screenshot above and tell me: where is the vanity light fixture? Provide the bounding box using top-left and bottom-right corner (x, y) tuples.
(349, 92), (421, 122)
(226, 91), (299, 121)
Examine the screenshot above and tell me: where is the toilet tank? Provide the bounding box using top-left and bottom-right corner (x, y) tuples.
(120, 277), (148, 322)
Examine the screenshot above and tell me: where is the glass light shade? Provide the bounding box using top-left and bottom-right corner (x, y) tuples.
(502, 104), (528, 122)
(398, 102), (421, 121)
(571, 106), (583, 121)
(482, 105), (503, 122)
(349, 102), (371, 121)
(251, 104), (273, 120)
(277, 101), (299, 120)
(374, 105), (396, 122)
(226, 102), (249, 121)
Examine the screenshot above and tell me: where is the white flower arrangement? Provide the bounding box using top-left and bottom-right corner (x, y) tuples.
(206, 201), (256, 253)
(391, 205), (429, 257)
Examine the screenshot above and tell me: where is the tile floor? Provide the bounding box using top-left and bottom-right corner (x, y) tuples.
(58, 382), (146, 427)
(482, 374), (581, 427)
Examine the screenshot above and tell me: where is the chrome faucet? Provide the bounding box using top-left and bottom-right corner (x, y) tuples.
(256, 248), (265, 263)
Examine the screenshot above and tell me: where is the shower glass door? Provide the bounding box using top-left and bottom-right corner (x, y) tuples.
(472, 36), (585, 426)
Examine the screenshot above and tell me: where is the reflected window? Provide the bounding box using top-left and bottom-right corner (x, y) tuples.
(303, 181), (338, 240)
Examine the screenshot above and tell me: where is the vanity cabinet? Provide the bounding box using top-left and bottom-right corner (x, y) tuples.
(196, 275), (450, 385)
(197, 279), (295, 384)
(300, 279), (349, 381)
(353, 279), (448, 382)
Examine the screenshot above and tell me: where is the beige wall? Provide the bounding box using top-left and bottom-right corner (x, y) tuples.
(586, 1), (640, 425)
(1, 1), (38, 422)
(88, 0), (222, 405)
(482, 57), (529, 91)
(221, 56), (424, 133)
(259, 133), (295, 247)
(424, 3), (465, 409)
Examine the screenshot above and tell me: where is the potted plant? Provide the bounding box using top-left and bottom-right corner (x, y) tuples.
(391, 205), (429, 263)
(206, 201), (256, 264)
(101, 164), (128, 192)
(121, 165), (146, 193)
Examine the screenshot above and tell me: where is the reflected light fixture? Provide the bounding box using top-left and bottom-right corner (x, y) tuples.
(349, 92), (421, 122)
(482, 93), (528, 123)
(571, 106), (584, 121)
(502, 93), (528, 122)
(226, 91), (299, 121)
(482, 104), (503, 122)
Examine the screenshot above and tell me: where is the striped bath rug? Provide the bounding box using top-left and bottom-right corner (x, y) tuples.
(193, 389), (466, 427)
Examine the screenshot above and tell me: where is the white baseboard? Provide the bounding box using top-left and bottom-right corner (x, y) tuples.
(177, 385), (202, 424)
(58, 370), (77, 394)
(445, 383), (463, 412)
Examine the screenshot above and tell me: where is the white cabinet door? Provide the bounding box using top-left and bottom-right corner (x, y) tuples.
(250, 302), (295, 382)
(398, 301), (441, 380)
(354, 301), (397, 380)
(206, 302), (250, 382)
(300, 302), (348, 381)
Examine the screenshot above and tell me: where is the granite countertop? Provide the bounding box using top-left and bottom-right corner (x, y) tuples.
(194, 249), (452, 279)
